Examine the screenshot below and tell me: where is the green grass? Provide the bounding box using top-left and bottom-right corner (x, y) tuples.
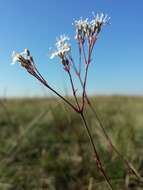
(0, 96), (143, 190)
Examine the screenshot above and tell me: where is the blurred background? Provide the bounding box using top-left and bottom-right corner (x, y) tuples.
(0, 0), (143, 189)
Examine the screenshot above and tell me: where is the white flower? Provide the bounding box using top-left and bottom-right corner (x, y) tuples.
(74, 17), (91, 39)
(55, 35), (70, 47)
(11, 49), (30, 65)
(11, 51), (20, 65)
(50, 35), (71, 59)
(74, 12), (110, 39)
(91, 12), (110, 26)
(50, 51), (59, 59)
(74, 18), (89, 32)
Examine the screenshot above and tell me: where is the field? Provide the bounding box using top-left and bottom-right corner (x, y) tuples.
(0, 96), (143, 190)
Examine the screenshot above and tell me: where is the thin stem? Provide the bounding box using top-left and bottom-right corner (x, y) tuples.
(29, 65), (114, 189)
(31, 71), (79, 113)
(82, 43), (88, 65)
(48, 85), (78, 112)
(81, 42), (91, 111)
(33, 62), (48, 84)
(78, 42), (82, 75)
(76, 71), (142, 181)
(71, 37), (142, 181)
(81, 63), (89, 110)
(80, 112), (113, 190)
(67, 70), (81, 111)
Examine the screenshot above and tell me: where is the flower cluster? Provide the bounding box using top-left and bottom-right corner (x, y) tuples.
(74, 13), (110, 42)
(50, 35), (71, 59)
(12, 49), (32, 68)
(12, 49), (49, 85)
(50, 34), (71, 71)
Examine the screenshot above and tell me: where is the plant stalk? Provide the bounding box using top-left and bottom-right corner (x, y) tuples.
(80, 112), (113, 190)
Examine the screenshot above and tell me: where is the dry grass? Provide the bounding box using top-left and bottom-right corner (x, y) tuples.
(0, 96), (142, 189)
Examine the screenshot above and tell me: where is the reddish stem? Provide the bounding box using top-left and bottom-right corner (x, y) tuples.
(81, 40), (92, 111)
(67, 70), (81, 111)
(29, 70), (79, 113)
(80, 112), (113, 190)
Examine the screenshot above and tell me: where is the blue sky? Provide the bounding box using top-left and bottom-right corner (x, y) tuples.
(0, 0), (143, 97)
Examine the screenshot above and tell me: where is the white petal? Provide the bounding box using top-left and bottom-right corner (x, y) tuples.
(11, 51), (18, 65)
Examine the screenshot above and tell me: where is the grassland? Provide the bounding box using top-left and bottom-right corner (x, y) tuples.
(0, 96), (142, 190)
